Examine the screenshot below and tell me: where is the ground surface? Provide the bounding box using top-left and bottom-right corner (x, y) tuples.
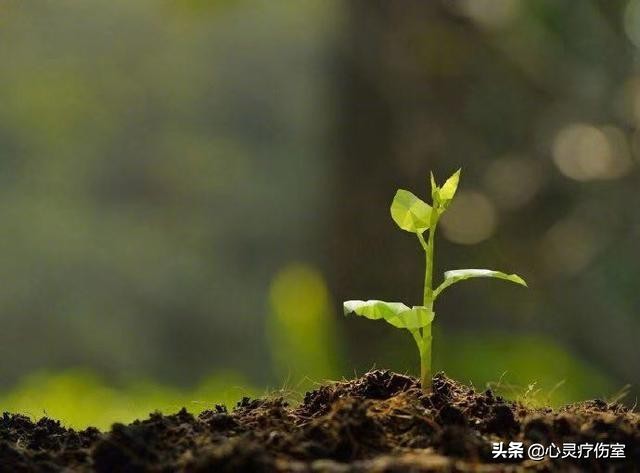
(1, 371), (639, 472)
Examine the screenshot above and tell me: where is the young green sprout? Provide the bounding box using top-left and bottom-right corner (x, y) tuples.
(343, 170), (527, 392)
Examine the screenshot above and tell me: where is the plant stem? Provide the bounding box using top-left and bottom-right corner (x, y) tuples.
(424, 223), (436, 307)
(420, 324), (432, 390)
(419, 208), (438, 392)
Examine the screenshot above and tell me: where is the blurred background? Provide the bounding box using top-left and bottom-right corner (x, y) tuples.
(1, 0), (638, 428)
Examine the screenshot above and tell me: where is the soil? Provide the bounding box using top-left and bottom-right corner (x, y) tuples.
(1, 370), (638, 472)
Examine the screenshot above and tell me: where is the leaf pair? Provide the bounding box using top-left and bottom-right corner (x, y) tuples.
(343, 300), (434, 330)
(390, 169), (461, 233)
(431, 169), (460, 211)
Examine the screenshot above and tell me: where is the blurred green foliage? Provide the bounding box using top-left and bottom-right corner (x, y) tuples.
(268, 264), (342, 389)
(0, 0), (336, 388)
(436, 332), (613, 407)
(0, 370), (255, 430)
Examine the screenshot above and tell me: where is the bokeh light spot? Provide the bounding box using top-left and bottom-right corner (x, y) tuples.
(483, 156), (542, 210)
(551, 123), (631, 181)
(540, 218), (598, 276)
(624, 0), (640, 48)
(601, 126), (634, 178)
(440, 191), (497, 245)
(458, 0), (520, 29)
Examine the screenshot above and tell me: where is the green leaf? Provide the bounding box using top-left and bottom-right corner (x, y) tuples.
(344, 300), (434, 329)
(439, 169), (461, 202)
(390, 189), (432, 233)
(386, 306), (435, 329)
(344, 300), (410, 320)
(434, 269), (527, 298)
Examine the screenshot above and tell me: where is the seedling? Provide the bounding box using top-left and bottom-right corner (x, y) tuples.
(343, 170), (527, 391)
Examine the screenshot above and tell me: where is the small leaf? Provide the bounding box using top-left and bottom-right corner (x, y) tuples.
(386, 306), (435, 329)
(430, 172), (439, 203)
(434, 269), (527, 298)
(439, 169), (461, 202)
(344, 301), (434, 330)
(390, 189), (432, 233)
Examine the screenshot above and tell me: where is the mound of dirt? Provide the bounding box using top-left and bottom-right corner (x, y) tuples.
(1, 371), (638, 471)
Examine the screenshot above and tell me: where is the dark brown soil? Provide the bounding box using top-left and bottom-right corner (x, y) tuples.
(1, 371), (638, 472)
